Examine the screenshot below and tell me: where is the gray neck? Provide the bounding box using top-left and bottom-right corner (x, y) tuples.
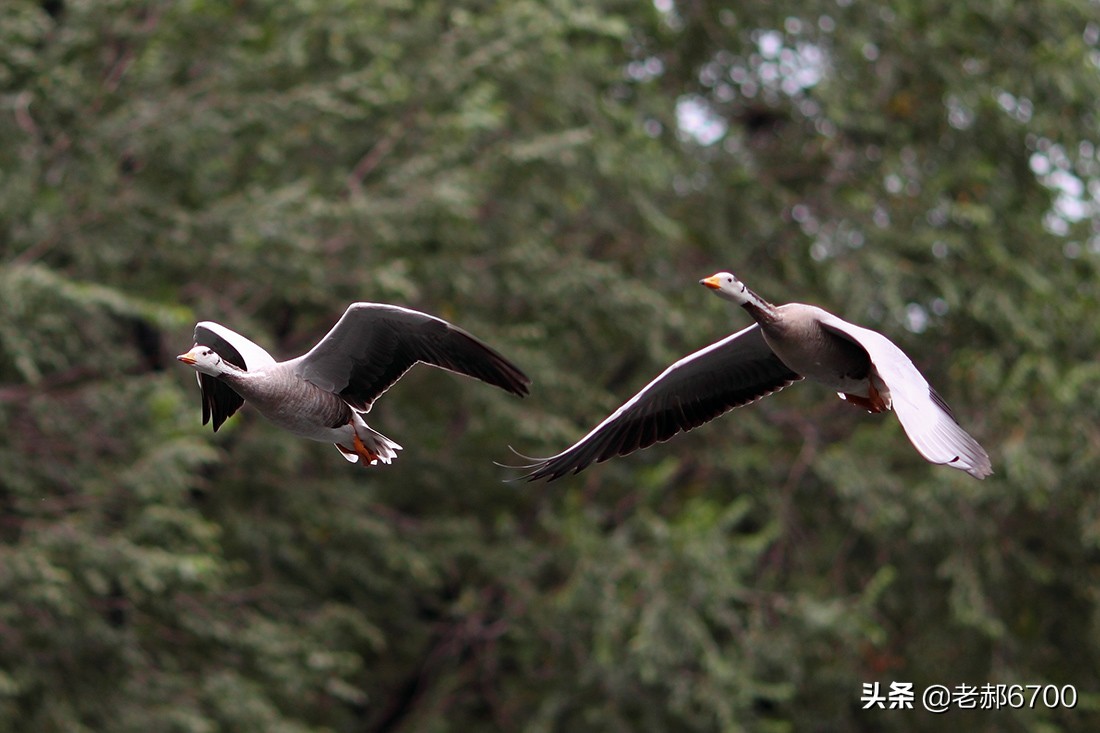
(216, 362), (250, 379)
(739, 288), (780, 325)
(215, 362), (264, 389)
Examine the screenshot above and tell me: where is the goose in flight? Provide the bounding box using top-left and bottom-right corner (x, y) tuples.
(177, 303), (530, 465)
(515, 272), (991, 481)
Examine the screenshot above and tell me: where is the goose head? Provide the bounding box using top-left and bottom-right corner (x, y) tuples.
(177, 345), (230, 376)
(699, 271), (751, 304)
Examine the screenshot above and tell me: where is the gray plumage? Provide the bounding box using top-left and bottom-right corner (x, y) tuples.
(515, 272), (991, 481)
(179, 303), (530, 465)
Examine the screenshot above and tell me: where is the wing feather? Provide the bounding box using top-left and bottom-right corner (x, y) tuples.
(193, 322), (276, 432)
(290, 303), (530, 410)
(816, 315), (992, 479)
(519, 324), (802, 481)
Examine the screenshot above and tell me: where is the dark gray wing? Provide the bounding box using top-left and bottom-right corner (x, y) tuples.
(518, 324), (802, 481)
(193, 321), (276, 432)
(290, 303), (530, 410)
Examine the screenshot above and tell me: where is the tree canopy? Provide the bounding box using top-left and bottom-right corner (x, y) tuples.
(2, 0), (1099, 731)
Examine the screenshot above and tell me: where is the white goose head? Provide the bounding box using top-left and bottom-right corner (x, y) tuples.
(699, 271), (750, 304)
(177, 345), (232, 377)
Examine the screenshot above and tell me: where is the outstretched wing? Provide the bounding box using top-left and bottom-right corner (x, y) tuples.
(290, 303), (530, 410)
(516, 324), (801, 481)
(193, 321), (276, 432)
(817, 315), (992, 479)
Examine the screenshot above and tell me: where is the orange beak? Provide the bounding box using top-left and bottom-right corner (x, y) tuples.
(176, 349), (198, 365)
(700, 275), (722, 290)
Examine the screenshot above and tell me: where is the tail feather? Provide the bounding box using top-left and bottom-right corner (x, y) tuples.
(334, 444), (360, 462)
(335, 415), (403, 466)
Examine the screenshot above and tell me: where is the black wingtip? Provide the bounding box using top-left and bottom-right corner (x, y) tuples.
(499, 366), (532, 399)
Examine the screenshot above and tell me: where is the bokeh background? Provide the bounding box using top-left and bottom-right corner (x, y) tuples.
(2, 1), (1099, 731)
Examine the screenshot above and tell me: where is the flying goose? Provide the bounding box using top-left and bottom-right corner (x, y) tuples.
(177, 303), (530, 465)
(515, 272), (991, 481)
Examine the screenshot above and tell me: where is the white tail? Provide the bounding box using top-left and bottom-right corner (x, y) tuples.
(334, 413), (403, 465)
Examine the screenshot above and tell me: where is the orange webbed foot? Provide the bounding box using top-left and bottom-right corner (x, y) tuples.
(351, 429), (381, 465)
(840, 381), (890, 414)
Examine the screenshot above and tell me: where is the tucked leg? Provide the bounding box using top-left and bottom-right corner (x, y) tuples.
(840, 380), (890, 413)
(351, 429), (381, 464)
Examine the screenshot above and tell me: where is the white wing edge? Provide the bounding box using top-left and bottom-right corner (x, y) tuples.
(195, 320), (277, 370)
(815, 312), (991, 478)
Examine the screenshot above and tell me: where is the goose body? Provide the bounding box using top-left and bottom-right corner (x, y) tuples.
(178, 303), (530, 465)
(516, 272), (991, 481)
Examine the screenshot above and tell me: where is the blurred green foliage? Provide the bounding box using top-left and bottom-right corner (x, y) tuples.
(1, 0), (1099, 731)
